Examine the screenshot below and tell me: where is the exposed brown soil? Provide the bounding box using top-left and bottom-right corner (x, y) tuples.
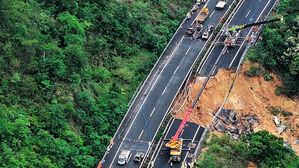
(173, 61), (299, 154)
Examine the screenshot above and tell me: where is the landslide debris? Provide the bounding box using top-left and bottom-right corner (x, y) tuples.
(172, 61), (299, 154)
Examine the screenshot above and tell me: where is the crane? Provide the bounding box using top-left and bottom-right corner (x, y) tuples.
(165, 68), (211, 163)
(223, 18), (282, 47)
(164, 18), (282, 164)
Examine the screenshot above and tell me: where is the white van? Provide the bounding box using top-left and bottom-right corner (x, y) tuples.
(118, 150), (132, 165)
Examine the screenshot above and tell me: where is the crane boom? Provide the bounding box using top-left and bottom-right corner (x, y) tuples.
(227, 18), (281, 31)
(165, 68), (210, 149)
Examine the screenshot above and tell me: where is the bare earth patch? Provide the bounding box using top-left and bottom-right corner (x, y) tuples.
(173, 61), (299, 154)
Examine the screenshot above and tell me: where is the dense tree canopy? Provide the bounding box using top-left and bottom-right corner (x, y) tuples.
(0, 0), (193, 167)
(247, 0), (299, 96)
(198, 131), (298, 168)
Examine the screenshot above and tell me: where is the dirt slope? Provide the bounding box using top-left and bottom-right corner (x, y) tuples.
(173, 61), (299, 154)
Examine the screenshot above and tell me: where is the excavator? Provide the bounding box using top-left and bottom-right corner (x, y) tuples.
(222, 18), (282, 47)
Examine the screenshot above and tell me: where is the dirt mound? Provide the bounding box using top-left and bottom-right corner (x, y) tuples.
(173, 61), (299, 154)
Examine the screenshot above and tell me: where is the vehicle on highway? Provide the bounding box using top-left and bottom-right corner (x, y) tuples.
(195, 8), (209, 23)
(133, 152), (144, 163)
(201, 25), (214, 40)
(118, 150), (132, 165)
(216, 0), (227, 9)
(222, 18), (281, 47)
(186, 24), (203, 38)
(168, 138), (183, 162)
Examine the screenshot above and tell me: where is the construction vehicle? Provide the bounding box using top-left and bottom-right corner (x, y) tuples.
(196, 8), (209, 24)
(164, 63), (221, 164)
(216, 0), (227, 9)
(222, 18), (282, 47)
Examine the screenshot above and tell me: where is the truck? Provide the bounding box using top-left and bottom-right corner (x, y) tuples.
(195, 8), (209, 23)
(118, 150), (132, 165)
(216, 0), (227, 9)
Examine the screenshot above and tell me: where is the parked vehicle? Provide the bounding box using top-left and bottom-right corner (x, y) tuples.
(134, 152), (144, 163)
(216, 0), (227, 9)
(118, 150), (132, 165)
(195, 8), (209, 23)
(201, 25), (214, 40)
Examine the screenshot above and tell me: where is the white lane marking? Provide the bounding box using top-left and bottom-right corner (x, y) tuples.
(166, 36), (184, 65)
(109, 36), (185, 168)
(173, 66), (180, 74)
(150, 107), (156, 118)
(138, 130), (144, 139)
(185, 46), (191, 55)
(209, 10), (215, 19)
(152, 119), (175, 163)
(245, 10), (251, 18)
(198, 0), (246, 73)
(181, 125), (201, 165)
(229, 0), (271, 68)
(162, 86), (168, 95)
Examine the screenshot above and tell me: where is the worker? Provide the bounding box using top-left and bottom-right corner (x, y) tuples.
(150, 161), (154, 168)
(186, 12), (192, 22)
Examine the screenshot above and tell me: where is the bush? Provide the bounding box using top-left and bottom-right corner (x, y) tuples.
(244, 66), (265, 77)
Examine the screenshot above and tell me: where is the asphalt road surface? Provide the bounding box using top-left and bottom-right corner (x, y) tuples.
(199, 0), (277, 76)
(101, 0), (233, 167)
(152, 0), (278, 167)
(152, 119), (204, 168)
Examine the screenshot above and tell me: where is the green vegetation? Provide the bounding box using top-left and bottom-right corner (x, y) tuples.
(197, 131), (298, 168)
(268, 106), (293, 117)
(0, 0), (193, 167)
(197, 134), (249, 168)
(247, 0), (299, 97)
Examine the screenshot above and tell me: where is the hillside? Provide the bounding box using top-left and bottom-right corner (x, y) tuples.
(174, 62), (299, 154)
(0, 0), (193, 167)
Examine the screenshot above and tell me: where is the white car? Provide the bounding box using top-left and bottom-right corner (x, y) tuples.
(216, 0), (227, 9)
(118, 150), (132, 165)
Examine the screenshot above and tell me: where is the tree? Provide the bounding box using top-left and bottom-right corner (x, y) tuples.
(245, 130), (297, 167)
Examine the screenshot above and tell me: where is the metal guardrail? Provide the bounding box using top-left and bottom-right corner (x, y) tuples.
(192, 0), (280, 167)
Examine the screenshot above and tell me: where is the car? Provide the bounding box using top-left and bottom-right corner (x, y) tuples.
(118, 150), (132, 165)
(201, 31), (209, 39)
(201, 25), (214, 40)
(216, 0), (227, 9)
(186, 26), (195, 35)
(134, 152), (144, 163)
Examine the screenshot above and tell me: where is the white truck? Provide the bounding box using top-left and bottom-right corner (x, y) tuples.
(216, 0), (227, 9)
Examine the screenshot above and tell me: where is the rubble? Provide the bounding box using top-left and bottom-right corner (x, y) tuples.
(217, 109), (238, 124)
(273, 116), (281, 127)
(214, 109), (261, 139)
(276, 125), (287, 135)
(214, 121), (227, 133)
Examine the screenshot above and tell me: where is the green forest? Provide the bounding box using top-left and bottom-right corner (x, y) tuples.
(247, 0), (299, 96)
(1, 0), (298, 167)
(0, 0), (193, 167)
(198, 131), (298, 168)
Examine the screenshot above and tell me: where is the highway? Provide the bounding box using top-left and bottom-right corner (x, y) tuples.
(151, 0), (278, 167)
(101, 0), (232, 167)
(199, 0), (277, 76)
(152, 118), (205, 168)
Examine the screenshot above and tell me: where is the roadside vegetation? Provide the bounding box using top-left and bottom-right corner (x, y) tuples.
(197, 131), (298, 168)
(0, 0), (193, 167)
(246, 0), (299, 97)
